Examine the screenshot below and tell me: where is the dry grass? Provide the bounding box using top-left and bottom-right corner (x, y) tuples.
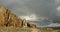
(0, 27), (32, 32)
(0, 27), (60, 32)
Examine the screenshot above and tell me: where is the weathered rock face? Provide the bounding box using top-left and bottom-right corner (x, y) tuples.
(7, 13), (23, 27)
(0, 5), (23, 27)
(0, 5), (7, 26)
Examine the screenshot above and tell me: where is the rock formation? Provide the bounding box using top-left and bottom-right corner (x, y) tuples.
(27, 22), (36, 28)
(0, 5), (23, 27)
(22, 19), (36, 28)
(22, 19), (27, 28)
(0, 5), (36, 28)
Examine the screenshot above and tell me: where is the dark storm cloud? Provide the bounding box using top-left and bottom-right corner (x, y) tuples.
(0, 0), (57, 17)
(0, 0), (31, 16)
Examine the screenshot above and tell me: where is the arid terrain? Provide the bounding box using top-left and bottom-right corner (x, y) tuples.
(0, 5), (60, 32)
(0, 27), (60, 32)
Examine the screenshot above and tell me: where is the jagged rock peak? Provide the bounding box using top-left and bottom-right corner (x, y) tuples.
(0, 5), (11, 14)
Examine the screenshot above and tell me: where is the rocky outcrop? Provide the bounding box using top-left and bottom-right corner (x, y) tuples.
(7, 13), (23, 27)
(0, 5), (37, 28)
(22, 19), (36, 28)
(27, 22), (36, 28)
(0, 5), (23, 27)
(22, 19), (27, 27)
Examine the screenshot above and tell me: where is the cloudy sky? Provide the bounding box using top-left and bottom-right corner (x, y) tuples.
(0, 0), (60, 27)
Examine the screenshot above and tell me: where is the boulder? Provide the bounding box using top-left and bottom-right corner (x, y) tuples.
(22, 19), (27, 27)
(27, 22), (36, 28)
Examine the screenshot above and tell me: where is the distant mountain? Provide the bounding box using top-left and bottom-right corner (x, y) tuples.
(37, 26), (60, 30)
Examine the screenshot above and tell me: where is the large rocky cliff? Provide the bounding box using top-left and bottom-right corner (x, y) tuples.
(0, 5), (23, 27)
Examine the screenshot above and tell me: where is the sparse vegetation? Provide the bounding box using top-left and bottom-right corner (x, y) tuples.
(0, 27), (59, 32)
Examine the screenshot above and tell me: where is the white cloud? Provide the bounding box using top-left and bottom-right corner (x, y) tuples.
(47, 23), (60, 27)
(56, 6), (60, 16)
(19, 14), (37, 21)
(57, 6), (60, 11)
(55, 0), (60, 3)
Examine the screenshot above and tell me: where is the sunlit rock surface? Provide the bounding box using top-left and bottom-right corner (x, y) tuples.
(0, 5), (23, 27)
